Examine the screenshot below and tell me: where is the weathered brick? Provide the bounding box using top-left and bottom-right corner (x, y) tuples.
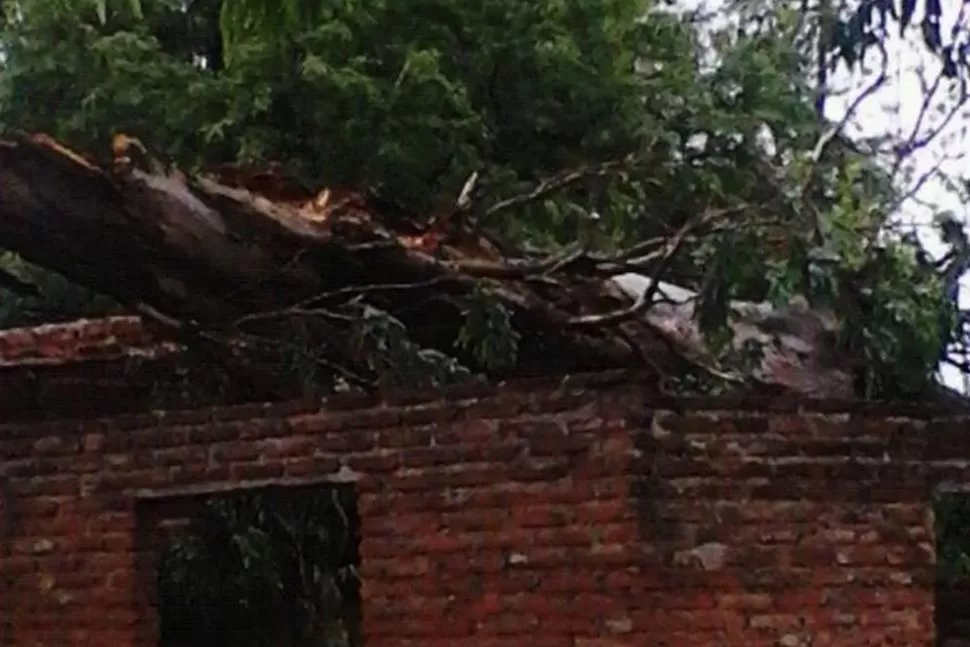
(228, 461), (284, 481)
(151, 446), (207, 466)
(281, 455), (341, 477)
(400, 444), (507, 468)
(208, 442), (262, 464)
(261, 435), (318, 459)
(237, 416), (290, 440)
(187, 422), (241, 444)
(0, 358), (965, 647)
(375, 424), (434, 448)
(33, 435), (80, 456)
(434, 419), (499, 445)
(346, 452), (402, 473)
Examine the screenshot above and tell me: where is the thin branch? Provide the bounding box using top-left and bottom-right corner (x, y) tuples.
(448, 209), (758, 281)
(567, 205), (739, 327)
(886, 158), (947, 216)
(455, 171), (479, 212)
(892, 67), (968, 181)
(235, 331), (376, 390)
(292, 278), (459, 310)
(481, 154), (639, 223)
(234, 305), (357, 327)
(805, 38), (890, 175)
(233, 278), (463, 327)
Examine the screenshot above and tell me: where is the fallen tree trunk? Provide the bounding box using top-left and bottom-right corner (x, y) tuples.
(0, 132), (874, 398)
(0, 133), (653, 389)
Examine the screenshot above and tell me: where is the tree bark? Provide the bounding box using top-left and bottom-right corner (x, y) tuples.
(0, 133), (648, 385)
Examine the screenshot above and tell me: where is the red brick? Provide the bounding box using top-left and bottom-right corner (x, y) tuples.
(281, 455), (340, 477)
(32, 435), (79, 456)
(375, 425), (433, 448)
(187, 422), (240, 444)
(0, 367), (956, 647)
(209, 442), (262, 463)
(347, 452), (402, 473)
(228, 461), (284, 481)
(261, 435), (317, 458)
(151, 445), (207, 466)
(420, 424), (478, 447)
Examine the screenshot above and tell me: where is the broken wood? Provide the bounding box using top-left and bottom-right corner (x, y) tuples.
(0, 132), (884, 398)
(0, 134), (657, 388)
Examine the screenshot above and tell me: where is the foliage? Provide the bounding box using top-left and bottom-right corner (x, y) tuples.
(936, 491), (970, 584)
(354, 305), (475, 389)
(837, 241), (954, 397)
(93, 0), (142, 24)
(833, 0), (970, 80)
(456, 284), (520, 372)
(157, 486), (360, 647)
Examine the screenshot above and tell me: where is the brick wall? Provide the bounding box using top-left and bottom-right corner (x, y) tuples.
(0, 317), (281, 421)
(0, 317), (178, 421)
(1, 371), (968, 647)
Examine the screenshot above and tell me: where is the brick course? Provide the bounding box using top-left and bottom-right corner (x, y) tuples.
(0, 371), (967, 646)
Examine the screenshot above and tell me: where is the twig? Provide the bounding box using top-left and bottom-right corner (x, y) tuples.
(293, 278), (459, 310)
(621, 305), (753, 391)
(233, 278), (462, 327)
(449, 212), (758, 281)
(609, 323), (673, 390)
(891, 69), (968, 182)
(805, 38), (890, 176)
(133, 302), (186, 331)
(455, 171), (479, 212)
(481, 154), (638, 223)
(443, 246), (590, 279)
(567, 205), (740, 327)
(234, 305), (357, 327)
(235, 331), (375, 390)
(886, 159), (947, 216)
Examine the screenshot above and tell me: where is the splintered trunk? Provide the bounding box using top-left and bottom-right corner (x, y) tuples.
(0, 133), (645, 391)
(0, 133), (874, 399)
